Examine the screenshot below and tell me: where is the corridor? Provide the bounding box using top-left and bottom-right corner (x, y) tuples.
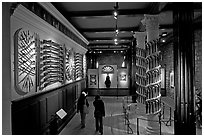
(60, 96), (175, 135)
(2, 2), (202, 135)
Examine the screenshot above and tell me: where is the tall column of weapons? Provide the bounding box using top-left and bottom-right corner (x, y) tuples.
(39, 40), (64, 90)
(82, 55), (87, 79)
(135, 47), (146, 104)
(75, 53), (83, 80)
(145, 39), (161, 114)
(65, 48), (72, 81)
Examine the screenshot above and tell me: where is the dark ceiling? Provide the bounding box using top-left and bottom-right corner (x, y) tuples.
(52, 2), (202, 50)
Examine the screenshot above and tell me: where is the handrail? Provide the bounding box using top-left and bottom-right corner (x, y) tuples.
(161, 102), (174, 126)
(122, 95), (175, 134)
(136, 116), (174, 135)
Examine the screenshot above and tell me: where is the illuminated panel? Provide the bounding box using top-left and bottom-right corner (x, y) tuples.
(14, 28), (36, 95)
(39, 40), (64, 90)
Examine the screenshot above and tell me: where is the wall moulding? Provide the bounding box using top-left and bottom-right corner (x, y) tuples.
(39, 2), (89, 46)
(12, 4), (87, 54)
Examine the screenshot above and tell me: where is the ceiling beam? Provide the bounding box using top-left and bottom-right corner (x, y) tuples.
(88, 41), (131, 45)
(65, 8), (149, 18)
(87, 37), (133, 41)
(88, 44), (129, 49)
(79, 27), (139, 33)
(161, 2), (202, 12)
(80, 24), (172, 33)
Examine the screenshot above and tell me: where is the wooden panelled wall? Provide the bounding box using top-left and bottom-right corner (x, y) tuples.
(12, 79), (86, 135)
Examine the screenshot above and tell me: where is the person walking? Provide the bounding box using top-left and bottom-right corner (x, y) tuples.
(77, 91), (89, 128)
(93, 95), (105, 134)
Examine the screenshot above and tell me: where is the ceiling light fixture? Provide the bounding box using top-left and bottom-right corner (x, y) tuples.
(113, 2), (118, 20)
(162, 32), (167, 37)
(116, 29), (119, 34)
(114, 2), (119, 45)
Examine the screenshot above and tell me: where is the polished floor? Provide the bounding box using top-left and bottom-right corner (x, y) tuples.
(60, 96), (202, 135)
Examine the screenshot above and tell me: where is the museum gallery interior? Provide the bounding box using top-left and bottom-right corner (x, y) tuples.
(2, 2), (202, 135)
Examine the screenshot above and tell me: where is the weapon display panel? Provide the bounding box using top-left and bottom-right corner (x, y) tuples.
(82, 55), (87, 78)
(145, 39), (161, 114)
(65, 48), (71, 81)
(39, 40), (64, 90)
(65, 48), (76, 82)
(135, 47), (146, 104)
(75, 52), (83, 80)
(14, 29), (37, 95)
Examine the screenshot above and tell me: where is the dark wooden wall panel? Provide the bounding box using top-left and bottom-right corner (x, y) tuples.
(39, 99), (47, 131)
(46, 93), (58, 121)
(62, 89), (67, 112)
(12, 79), (85, 135)
(58, 91), (63, 110)
(29, 102), (40, 134)
(12, 106), (30, 134)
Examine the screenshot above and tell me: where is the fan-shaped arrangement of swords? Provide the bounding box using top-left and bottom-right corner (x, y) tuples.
(14, 29), (36, 95)
(65, 48), (76, 81)
(39, 40), (64, 90)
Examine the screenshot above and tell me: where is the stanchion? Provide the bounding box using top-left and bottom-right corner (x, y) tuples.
(163, 102), (165, 119)
(169, 107), (172, 126)
(137, 118), (139, 135)
(159, 112), (162, 135)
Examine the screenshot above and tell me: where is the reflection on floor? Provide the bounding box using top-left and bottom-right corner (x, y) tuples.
(60, 96), (202, 135)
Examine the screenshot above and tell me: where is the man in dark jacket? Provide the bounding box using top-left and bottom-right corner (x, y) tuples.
(93, 95), (105, 134)
(77, 92), (89, 128)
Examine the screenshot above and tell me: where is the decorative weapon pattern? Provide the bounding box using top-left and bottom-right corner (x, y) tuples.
(83, 55), (87, 78)
(75, 52), (83, 79)
(14, 29), (36, 95)
(65, 48), (75, 81)
(65, 48), (71, 81)
(39, 40), (64, 90)
(14, 29), (87, 96)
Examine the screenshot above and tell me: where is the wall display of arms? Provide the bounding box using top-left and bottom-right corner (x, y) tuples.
(75, 52), (83, 80)
(14, 30), (86, 97)
(83, 55), (87, 78)
(135, 47), (147, 104)
(65, 48), (76, 81)
(14, 28), (37, 95)
(145, 39), (161, 114)
(39, 40), (65, 90)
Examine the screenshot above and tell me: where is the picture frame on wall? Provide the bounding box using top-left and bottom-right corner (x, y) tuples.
(120, 74), (126, 81)
(90, 75), (97, 85)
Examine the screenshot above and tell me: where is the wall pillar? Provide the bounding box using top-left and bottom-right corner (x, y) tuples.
(130, 39), (137, 102)
(142, 14), (160, 135)
(2, 2), (12, 134)
(173, 2), (196, 135)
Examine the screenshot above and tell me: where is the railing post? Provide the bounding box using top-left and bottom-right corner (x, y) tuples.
(159, 112), (162, 135)
(169, 107), (172, 126)
(163, 102), (165, 119)
(137, 118), (139, 135)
